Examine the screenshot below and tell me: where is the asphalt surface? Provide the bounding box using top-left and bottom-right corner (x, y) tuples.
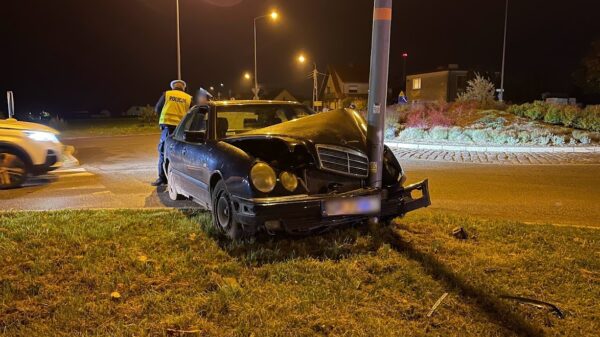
(1, 134), (598, 227)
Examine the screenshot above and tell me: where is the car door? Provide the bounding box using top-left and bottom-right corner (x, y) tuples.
(166, 112), (195, 196)
(181, 108), (211, 203)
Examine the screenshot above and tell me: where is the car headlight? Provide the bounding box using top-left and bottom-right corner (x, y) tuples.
(279, 171), (298, 192)
(250, 162), (276, 193)
(25, 131), (59, 143)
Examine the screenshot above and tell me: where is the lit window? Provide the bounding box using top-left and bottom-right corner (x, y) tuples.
(412, 78), (422, 90)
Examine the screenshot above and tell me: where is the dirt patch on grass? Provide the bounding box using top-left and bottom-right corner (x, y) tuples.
(0, 210), (598, 336)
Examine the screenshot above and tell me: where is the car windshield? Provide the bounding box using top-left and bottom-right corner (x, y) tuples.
(216, 104), (313, 137)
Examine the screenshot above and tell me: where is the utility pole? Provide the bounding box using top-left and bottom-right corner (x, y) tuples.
(253, 18), (259, 99)
(366, 0), (392, 189)
(499, 0), (508, 102)
(175, 0), (182, 80)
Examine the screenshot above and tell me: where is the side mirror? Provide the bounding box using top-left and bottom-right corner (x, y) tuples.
(184, 130), (206, 143)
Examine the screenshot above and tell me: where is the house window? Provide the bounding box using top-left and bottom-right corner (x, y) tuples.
(412, 78), (422, 90)
(348, 85), (359, 94)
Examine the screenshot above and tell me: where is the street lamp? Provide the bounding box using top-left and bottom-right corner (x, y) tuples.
(175, 0), (182, 80)
(253, 10), (279, 100)
(499, 0), (509, 102)
(402, 52), (408, 91)
(244, 72), (252, 80)
(297, 54), (324, 111)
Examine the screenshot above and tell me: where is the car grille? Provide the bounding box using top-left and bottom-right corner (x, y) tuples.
(316, 145), (369, 178)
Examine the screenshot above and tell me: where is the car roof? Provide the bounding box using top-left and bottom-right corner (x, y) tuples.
(211, 100), (303, 106)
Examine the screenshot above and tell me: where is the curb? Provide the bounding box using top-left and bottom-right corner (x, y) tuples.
(385, 141), (600, 153)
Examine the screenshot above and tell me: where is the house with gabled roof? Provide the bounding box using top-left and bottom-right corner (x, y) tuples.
(320, 64), (370, 110)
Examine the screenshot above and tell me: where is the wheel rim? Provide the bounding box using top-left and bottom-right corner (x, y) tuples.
(216, 194), (231, 230)
(0, 153), (25, 187)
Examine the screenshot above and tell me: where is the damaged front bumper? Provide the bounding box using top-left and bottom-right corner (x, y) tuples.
(232, 179), (431, 234)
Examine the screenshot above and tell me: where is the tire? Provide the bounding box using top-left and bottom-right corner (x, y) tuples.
(0, 150), (28, 189)
(211, 180), (245, 240)
(167, 164), (185, 201)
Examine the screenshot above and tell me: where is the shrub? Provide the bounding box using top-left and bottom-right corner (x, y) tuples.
(572, 130), (592, 144)
(429, 126), (449, 140)
(560, 105), (581, 127)
(575, 105), (600, 132)
(457, 74), (496, 107)
(551, 135), (565, 146)
(543, 104), (563, 124)
(464, 129), (490, 144)
(524, 101), (548, 121)
(397, 127), (427, 141)
(139, 105), (158, 124)
(507, 103), (529, 117)
(405, 102), (454, 128)
(517, 131), (531, 144)
(491, 129), (519, 145)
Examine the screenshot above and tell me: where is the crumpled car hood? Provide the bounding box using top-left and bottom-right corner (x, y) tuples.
(226, 109), (368, 152)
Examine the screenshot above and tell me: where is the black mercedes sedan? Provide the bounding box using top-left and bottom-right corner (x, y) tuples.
(164, 100), (430, 239)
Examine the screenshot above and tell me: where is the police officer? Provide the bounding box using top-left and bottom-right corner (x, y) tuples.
(152, 80), (192, 186)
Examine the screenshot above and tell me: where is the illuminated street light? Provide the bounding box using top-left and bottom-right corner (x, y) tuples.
(244, 72), (252, 80)
(296, 54), (324, 112)
(253, 10), (280, 100)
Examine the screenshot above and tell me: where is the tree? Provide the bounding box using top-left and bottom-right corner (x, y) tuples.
(457, 73), (496, 106)
(575, 40), (600, 94)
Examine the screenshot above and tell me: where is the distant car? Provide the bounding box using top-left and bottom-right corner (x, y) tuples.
(164, 100), (430, 239)
(0, 118), (64, 189)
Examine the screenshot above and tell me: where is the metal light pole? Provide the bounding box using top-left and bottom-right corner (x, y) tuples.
(175, 0), (182, 80)
(253, 11), (278, 100)
(499, 0), (508, 102)
(6, 91), (15, 119)
(402, 53), (408, 91)
(366, 0), (393, 189)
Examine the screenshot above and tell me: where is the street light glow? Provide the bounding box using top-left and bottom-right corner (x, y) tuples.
(298, 54), (306, 63)
(244, 72), (251, 80)
(270, 11), (279, 20)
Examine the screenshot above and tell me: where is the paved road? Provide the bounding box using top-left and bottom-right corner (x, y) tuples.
(1, 134), (598, 227)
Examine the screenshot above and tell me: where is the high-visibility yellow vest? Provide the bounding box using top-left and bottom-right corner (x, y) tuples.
(159, 90), (192, 126)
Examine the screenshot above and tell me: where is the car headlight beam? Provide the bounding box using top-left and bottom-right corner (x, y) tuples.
(25, 131), (59, 143)
(250, 162), (277, 193)
(279, 171), (298, 192)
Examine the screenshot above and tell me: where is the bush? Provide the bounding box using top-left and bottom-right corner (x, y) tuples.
(507, 103), (529, 117)
(560, 105), (580, 127)
(457, 74), (496, 108)
(397, 127), (427, 141)
(575, 105), (600, 132)
(139, 105), (158, 124)
(524, 101), (547, 121)
(429, 126), (449, 140)
(543, 104), (562, 124)
(405, 102), (454, 128)
(551, 135), (566, 146)
(464, 129), (490, 144)
(572, 130), (592, 144)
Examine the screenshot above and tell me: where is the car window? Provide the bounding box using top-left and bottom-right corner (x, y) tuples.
(216, 104), (313, 137)
(173, 107), (209, 141)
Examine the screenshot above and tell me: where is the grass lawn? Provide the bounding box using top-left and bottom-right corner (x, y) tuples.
(0, 209), (598, 336)
(59, 119), (159, 138)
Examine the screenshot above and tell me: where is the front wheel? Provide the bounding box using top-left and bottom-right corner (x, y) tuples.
(211, 180), (246, 240)
(0, 150), (28, 190)
(167, 164), (185, 201)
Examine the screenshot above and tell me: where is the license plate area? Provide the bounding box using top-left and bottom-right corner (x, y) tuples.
(322, 195), (381, 217)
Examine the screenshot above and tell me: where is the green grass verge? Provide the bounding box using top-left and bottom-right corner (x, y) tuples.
(59, 119), (159, 138)
(0, 210), (598, 336)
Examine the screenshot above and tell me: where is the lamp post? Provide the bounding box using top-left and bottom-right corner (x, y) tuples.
(402, 52), (408, 91)
(297, 54), (325, 111)
(499, 0), (509, 102)
(253, 11), (279, 100)
(175, 0), (182, 80)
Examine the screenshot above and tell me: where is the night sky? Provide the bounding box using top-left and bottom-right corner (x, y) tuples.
(2, 0), (599, 115)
